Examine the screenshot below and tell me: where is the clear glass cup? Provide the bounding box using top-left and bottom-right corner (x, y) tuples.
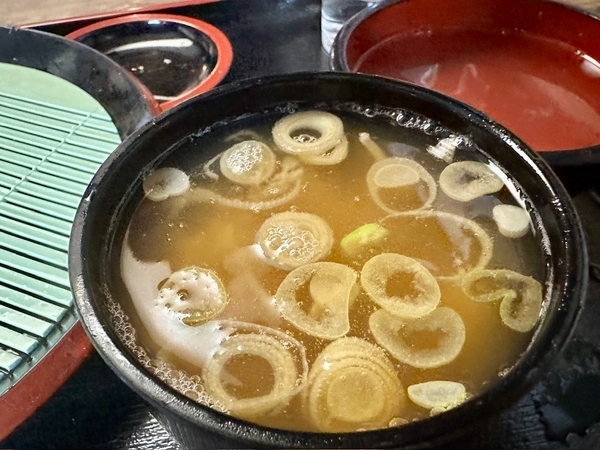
(321, 0), (382, 54)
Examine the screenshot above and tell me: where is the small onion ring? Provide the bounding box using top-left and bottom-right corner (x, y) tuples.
(369, 307), (466, 369)
(492, 204), (531, 239)
(439, 161), (504, 202)
(275, 262), (358, 339)
(407, 380), (466, 410)
(272, 111), (344, 155)
(299, 136), (349, 166)
(304, 337), (403, 432)
(461, 268), (543, 332)
(256, 211), (334, 270)
(361, 253), (441, 319)
(202, 331), (304, 418)
(367, 158), (437, 213)
(143, 167), (190, 202)
(219, 140), (277, 186)
(156, 266), (228, 326)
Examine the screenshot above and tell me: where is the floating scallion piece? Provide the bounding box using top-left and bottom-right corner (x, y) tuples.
(219, 140), (276, 185)
(275, 262), (358, 339)
(191, 156), (303, 210)
(366, 158), (437, 213)
(143, 167), (190, 202)
(202, 323), (308, 419)
(359, 132), (387, 161)
(272, 110), (344, 155)
(461, 269), (543, 332)
(299, 135), (349, 165)
(439, 161), (504, 202)
(492, 204), (531, 238)
(407, 380), (466, 413)
(304, 337), (403, 432)
(256, 211), (334, 270)
(361, 253), (440, 319)
(369, 307), (466, 369)
(340, 223), (389, 258)
(156, 266), (228, 326)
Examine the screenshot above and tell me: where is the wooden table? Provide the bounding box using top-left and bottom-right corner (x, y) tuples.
(0, 0), (172, 27)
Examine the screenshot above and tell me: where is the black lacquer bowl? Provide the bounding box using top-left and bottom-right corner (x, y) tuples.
(0, 26), (160, 138)
(69, 72), (587, 449)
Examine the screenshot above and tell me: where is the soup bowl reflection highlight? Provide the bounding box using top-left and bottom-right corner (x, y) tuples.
(69, 72), (586, 449)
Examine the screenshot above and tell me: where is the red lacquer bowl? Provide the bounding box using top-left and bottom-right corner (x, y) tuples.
(331, 0), (600, 166)
(67, 14), (233, 112)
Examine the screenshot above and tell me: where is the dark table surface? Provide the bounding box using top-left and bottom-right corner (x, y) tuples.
(3, 0), (600, 448)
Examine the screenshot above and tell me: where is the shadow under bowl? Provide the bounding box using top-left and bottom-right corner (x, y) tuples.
(69, 72), (587, 449)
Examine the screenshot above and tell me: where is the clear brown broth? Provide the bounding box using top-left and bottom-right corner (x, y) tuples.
(118, 110), (544, 431)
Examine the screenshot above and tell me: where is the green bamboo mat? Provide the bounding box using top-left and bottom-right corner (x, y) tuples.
(0, 62), (121, 395)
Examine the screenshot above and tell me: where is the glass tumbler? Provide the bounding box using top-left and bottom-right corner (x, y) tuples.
(321, 0), (382, 54)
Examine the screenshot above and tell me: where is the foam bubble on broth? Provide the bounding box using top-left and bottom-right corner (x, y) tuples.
(114, 105), (548, 432)
(106, 296), (227, 411)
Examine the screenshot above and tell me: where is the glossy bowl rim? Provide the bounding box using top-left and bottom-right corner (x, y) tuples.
(330, 0), (600, 168)
(69, 71), (588, 448)
(66, 13), (234, 112)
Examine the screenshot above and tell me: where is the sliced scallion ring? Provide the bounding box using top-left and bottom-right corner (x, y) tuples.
(367, 158), (437, 213)
(256, 211), (334, 270)
(361, 253), (440, 319)
(439, 161), (504, 202)
(272, 110), (344, 155)
(407, 380), (466, 411)
(156, 266), (228, 326)
(202, 326), (307, 418)
(461, 268), (543, 332)
(304, 337), (403, 432)
(219, 140), (276, 186)
(492, 204), (531, 239)
(275, 262), (358, 339)
(143, 167), (190, 202)
(369, 307), (466, 369)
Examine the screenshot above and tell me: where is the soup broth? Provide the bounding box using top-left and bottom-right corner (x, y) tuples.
(115, 107), (547, 433)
